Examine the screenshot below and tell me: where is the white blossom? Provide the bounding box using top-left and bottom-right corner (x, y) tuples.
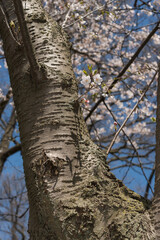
(81, 75), (91, 87)
(93, 74), (103, 85)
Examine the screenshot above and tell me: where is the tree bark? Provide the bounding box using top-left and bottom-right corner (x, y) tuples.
(0, 0), (156, 239)
(152, 62), (160, 238)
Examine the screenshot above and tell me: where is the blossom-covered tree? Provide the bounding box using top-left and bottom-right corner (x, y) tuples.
(0, 0), (160, 239)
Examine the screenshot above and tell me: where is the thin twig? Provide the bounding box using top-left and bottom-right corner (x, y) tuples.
(106, 70), (157, 157)
(103, 100), (154, 195)
(144, 167), (155, 199)
(63, 5), (105, 29)
(109, 21), (160, 90)
(134, 0), (138, 7)
(18, 207), (29, 218)
(62, 1), (76, 28)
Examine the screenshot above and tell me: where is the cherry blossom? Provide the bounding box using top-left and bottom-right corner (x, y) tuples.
(81, 74), (91, 87)
(93, 73), (103, 85)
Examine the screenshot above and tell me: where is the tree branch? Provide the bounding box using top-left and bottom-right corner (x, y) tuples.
(0, 144), (21, 171)
(106, 70), (157, 157)
(85, 21), (160, 121)
(63, 4), (105, 29)
(0, 88), (12, 118)
(134, 0), (138, 7)
(0, 4), (20, 46)
(103, 100), (154, 195)
(13, 0), (43, 87)
(0, 108), (19, 173)
(144, 167), (155, 199)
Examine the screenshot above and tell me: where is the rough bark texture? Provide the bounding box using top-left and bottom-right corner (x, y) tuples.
(0, 0), (156, 239)
(152, 63), (160, 238)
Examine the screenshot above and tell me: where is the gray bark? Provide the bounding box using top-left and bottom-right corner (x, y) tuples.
(0, 0), (157, 239)
(152, 63), (160, 238)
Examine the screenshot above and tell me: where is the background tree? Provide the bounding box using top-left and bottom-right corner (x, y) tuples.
(0, 174), (28, 240)
(0, 0), (160, 239)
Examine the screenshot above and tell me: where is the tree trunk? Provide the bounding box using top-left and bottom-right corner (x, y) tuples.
(0, 0), (156, 239)
(152, 62), (160, 238)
